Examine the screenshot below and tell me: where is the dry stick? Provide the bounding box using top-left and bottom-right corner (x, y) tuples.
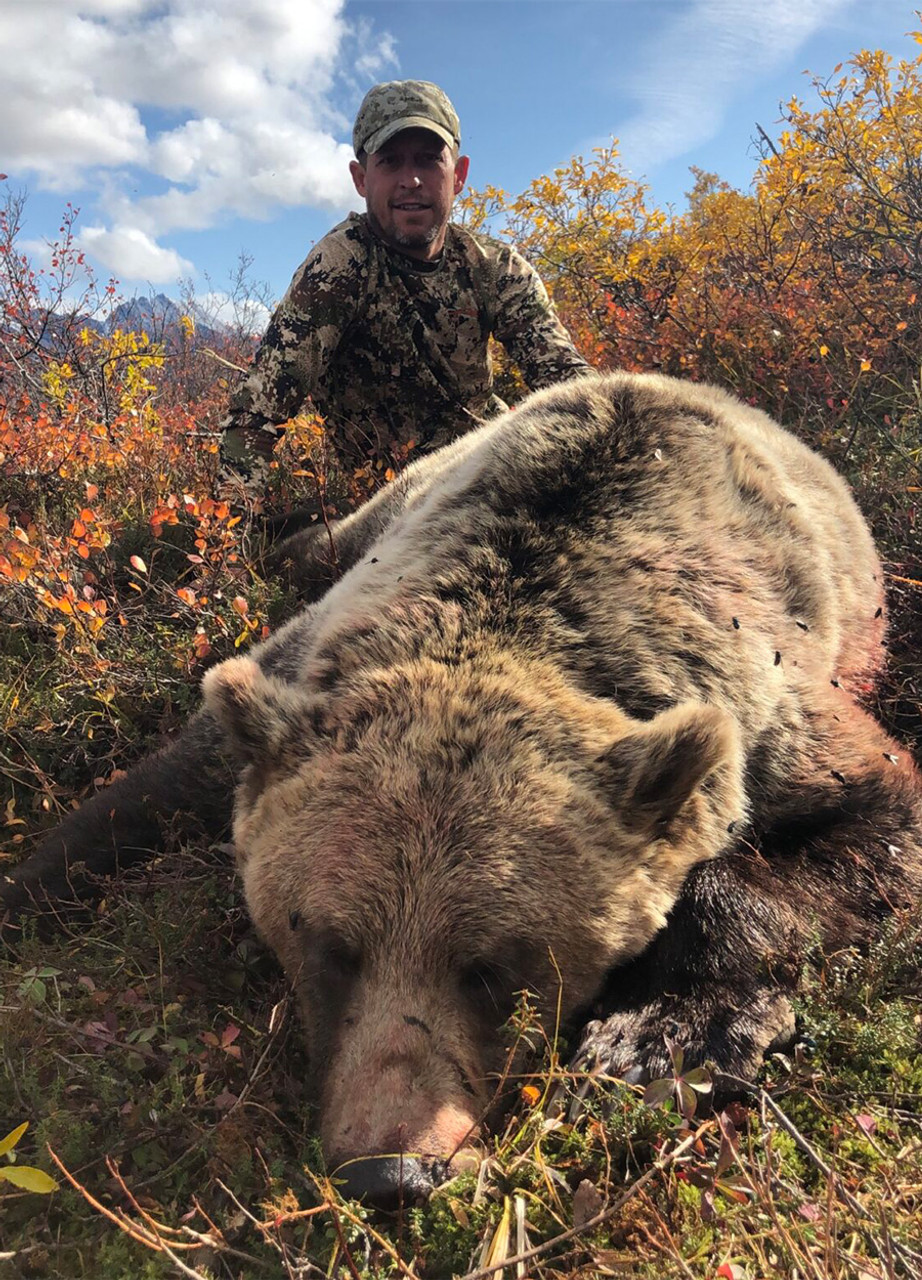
(46, 1145), (195, 1253)
(202, 347), (248, 374)
(223, 996), (291, 1118)
(757, 1089), (922, 1272)
(216, 1177), (280, 1234)
(220, 1179), (328, 1280)
(51, 1144), (265, 1278)
(105, 1160), (214, 1280)
(186, 1195), (273, 1273)
(35, 1007), (164, 1064)
(328, 1206), (365, 1280)
(636, 1190), (697, 1280)
(106, 1159), (273, 1275)
(308, 1173), (420, 1280)
(455, 1123), (711, 1280)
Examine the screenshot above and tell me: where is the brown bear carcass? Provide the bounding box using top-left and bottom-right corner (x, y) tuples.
(4, 373), (921, 1205)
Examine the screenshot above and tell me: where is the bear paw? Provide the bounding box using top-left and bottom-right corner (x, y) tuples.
(554, 989), (797, 1118)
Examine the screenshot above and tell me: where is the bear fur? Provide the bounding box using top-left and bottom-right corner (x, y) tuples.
(4, 372), (921, 1201)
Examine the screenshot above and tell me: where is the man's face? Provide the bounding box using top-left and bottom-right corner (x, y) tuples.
(350, 128), (470, 261)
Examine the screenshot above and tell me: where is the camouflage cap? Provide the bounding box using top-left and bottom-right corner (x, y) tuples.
(353, 80), (460, 157)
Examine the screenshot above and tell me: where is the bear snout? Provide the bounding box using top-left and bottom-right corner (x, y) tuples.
(333, 1153), (447, 1207)
(319, 1014), (486, 1202)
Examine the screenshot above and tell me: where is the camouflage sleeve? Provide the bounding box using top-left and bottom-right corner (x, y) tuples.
(221, 229), (366, 462)
(492, 247), (595, 390)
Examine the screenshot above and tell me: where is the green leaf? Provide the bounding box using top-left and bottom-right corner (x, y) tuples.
(685, 1067), (713, 1092)
(17, 977), (47, 1004)
(0, 1123), (28, 1157)
(0, 1164), (58, 1193)
(643, 1078), (674, 1108)
(677, 1080), (698, 1118)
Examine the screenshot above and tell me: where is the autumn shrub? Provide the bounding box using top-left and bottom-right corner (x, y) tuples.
(461, 35), (922, 562)
(0, 198), (289, 842)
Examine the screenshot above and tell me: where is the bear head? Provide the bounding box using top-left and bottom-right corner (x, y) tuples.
(203, 653), (743, 1202)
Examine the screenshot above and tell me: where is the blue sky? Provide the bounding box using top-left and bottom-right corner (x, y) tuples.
(1, 0), (918, 324)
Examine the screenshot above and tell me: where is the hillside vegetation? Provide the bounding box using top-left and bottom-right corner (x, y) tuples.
(1, 32), (921, 1280)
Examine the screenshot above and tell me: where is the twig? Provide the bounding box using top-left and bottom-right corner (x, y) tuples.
(455, 1122), (711, 1280)
(328, 1203), (364, 1280)
(635, 1190), (697, 1278)
(202, 347), (248, 374)
(46, 1145), (195, 1253)
(755, 122), (781, 159)
(32, 1008), (165, 1064)
(223, 995), (291, 1117)
(107, 1159), (215, 1280)
(304, 1170), (420, 1278)
(757, 1088), (922, 1271)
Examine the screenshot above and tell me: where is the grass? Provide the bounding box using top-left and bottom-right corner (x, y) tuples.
(0, 856), (920, 1278)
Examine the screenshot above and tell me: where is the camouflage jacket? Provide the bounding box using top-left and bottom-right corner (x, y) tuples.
(223, 213), (592, 475)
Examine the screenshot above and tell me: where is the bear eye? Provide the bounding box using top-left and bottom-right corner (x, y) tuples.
(321, 937), (362, 980)
(289, 910), (302, 931)
(460, 961), (509, 1013)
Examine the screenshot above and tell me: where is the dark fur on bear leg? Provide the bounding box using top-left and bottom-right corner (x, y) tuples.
(567, 769), (922, 1106)
(0, 711), (234, 926)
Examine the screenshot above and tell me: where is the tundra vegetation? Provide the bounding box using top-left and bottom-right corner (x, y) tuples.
(2, 32), (922, 1280)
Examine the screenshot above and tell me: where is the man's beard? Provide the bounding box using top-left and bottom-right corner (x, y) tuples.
(369, 210), (441, 253)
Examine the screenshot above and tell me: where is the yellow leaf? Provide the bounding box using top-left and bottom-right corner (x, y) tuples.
(0, 1122), (27, 1157)
(860, 359), (871, 372)
(819, 344), (829, 356)
(480, 1195), (512, 1272)
(0, 1165), (58, 1193)
(130, 555), (148, 574)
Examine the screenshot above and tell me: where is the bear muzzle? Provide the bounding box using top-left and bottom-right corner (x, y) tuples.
(319, 1013), (487, 1205)
(332, 1144), (482, 1208)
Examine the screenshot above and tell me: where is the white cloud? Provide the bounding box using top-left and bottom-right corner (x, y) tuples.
(79, 225), (194, 282)
(0, 0), (396, 283)
(193, 290), (272, 335)
(614, 0), (853, 173)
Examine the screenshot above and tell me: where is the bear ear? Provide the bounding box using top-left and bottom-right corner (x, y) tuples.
(202, 657), (317, 764)
(597, 702), (738, 836)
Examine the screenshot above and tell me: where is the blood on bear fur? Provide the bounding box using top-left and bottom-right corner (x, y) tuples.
(4, 372), (921, 1205)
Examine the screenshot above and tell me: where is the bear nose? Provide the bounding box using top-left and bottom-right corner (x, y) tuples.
(335, 1155), (444, 1207)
